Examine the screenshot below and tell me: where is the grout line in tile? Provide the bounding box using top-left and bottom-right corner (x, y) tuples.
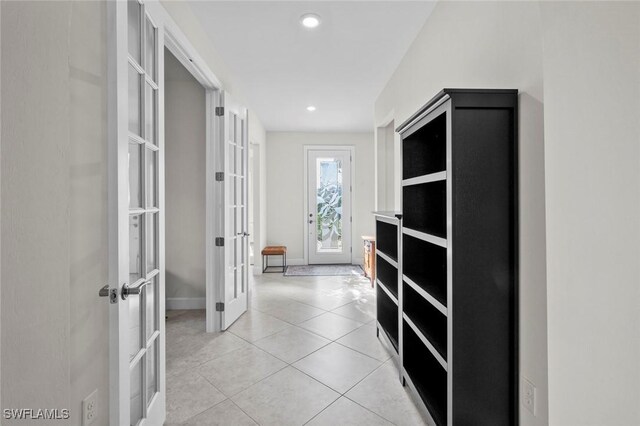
(301, 394), (342, 426)
(174, 396), (230, 425)
(227, 397), (262, 425)
(333, 339), (390, 364)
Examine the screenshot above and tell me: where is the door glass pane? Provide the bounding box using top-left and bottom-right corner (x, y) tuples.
(128, 65), (141, 136)
(130, 358), (143, 426)
(144, 18), (156, 81)
(129, 289), (142, 360)
(146, 213), (156, 274)
(228, 142), (236, 175)
(130, 214), (143, 283)
(146, 276), (157, 340)
(229, 114), (236, 144)
(145, 84), (156, 144)
(146, 338), (158, 406)
(236, 147), (243, 179)
(235, 115), (242, 145)
(129, 144), (142, 208)
(316, 158), (343, 253)
(146, 148), (156, 207)
(128, 0), (141, 64)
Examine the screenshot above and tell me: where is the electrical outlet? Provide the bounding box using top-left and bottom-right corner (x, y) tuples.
(522, 378), (536, 416)
(82, 389), (98, 425)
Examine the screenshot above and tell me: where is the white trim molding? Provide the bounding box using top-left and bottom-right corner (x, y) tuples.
(166, 297), (206, 310)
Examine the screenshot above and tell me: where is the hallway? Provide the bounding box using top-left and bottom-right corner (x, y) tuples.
(165, 274), (427, 425)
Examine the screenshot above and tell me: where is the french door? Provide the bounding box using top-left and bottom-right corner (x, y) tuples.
(216, 92), (249, 330)
(108, 1), (165, 424)
(307, 149), (353, 264)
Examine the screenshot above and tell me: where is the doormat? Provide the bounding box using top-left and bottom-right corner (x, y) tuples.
(283, 264), (364, 277)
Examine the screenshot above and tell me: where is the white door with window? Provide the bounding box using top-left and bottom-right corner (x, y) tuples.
(108, 1), (165, 424)
(216, 92), (249, 330)
(307, 149), (353, 264)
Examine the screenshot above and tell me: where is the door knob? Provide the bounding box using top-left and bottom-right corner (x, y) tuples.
(121, 281), (150, 300)
(308, 219), (314, 224)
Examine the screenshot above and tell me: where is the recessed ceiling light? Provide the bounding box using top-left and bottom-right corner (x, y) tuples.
(306, 106), (316, 112)
(301, 13), (321, 29)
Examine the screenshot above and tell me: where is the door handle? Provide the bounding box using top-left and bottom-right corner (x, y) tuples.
(99, 285), (118, 304)
(308, 219), (314, 224)
(121, 281), (150, 300)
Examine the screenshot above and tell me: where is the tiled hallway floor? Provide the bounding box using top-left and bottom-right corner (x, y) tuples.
(165, 273), (428, 425)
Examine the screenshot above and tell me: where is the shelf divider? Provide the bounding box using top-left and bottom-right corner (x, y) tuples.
(402, 171), (447, 187)
(376, 250), (397, 268)
(404, 313), (447, 371)
(403, 275), (447, 316)
(377, 279), (399, 305)
(402, 227), (447, 248)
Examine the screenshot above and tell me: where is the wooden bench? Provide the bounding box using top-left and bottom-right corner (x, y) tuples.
(262, 246), (287, 273)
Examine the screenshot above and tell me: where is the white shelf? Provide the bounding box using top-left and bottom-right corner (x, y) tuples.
(403, 227), (447, 248)
(376, 250), (397, 268)
(402, 171), (446, 187)
(376, 279), (398, 305)
(403, 275), (447, 316)
(403, 313), (447, 371)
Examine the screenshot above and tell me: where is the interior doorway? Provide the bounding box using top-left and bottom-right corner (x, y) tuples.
(164, 49), (207, 311)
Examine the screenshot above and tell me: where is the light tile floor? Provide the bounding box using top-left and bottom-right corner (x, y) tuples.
(165, 273), (427, 425)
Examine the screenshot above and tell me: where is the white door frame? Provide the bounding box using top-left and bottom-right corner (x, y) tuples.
(303, 145), (355, 265)
(145, 2), (224, 333)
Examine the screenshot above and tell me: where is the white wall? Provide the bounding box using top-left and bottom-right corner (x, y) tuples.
(68, 2), (109, 424)
(540, 3), (640, 425)
(375, 2), (548, 425)
(165, 50), (207, 305)
(374, 121), (395, 211)
(2, 1), (109, 424)
(266, 132), (375, 265)
(249, 112), (267, 274)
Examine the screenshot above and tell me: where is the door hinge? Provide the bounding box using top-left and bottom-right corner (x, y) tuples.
(215, 106), (224, 116)
(215, 237), (225, 247)
(215, 172), (224, 181)
(216, 302), (225, 312)
(350, 216), (352, 223)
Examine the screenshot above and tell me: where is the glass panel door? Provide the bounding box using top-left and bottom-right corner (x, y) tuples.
(307, 149), (352, 264)
(114, 1), (164, 424)
(315, 157), (344, 253)
(217, 92), (249, 330)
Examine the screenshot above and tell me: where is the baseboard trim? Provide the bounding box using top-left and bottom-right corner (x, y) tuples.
(166, 297), (206, 310)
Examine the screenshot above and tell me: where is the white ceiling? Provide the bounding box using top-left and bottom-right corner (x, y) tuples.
(188, 1), (436, 132)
